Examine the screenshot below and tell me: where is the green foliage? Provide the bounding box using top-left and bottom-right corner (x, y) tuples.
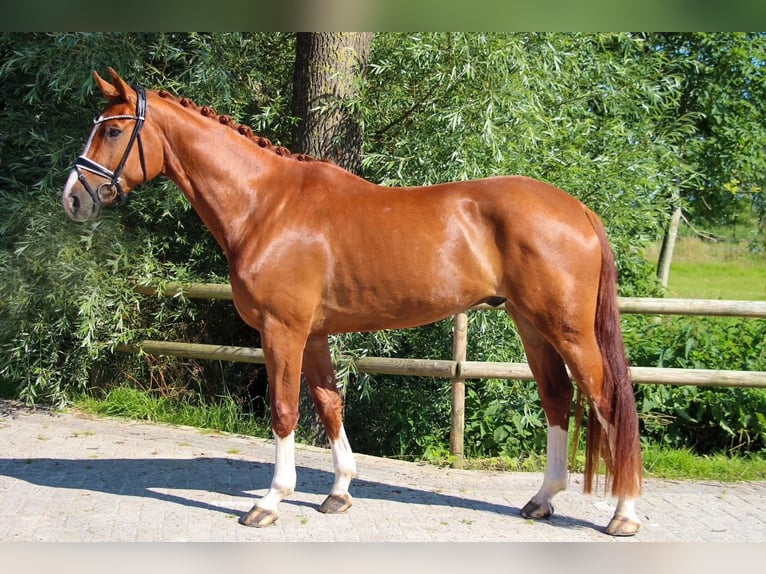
(334, 310), (533, 460)
(624, 315), (766, 454)
(463, 379), (546, 459)
(649, 33), (766, 231)
(0, 193), (135, 405)
(343, 375), (452, 458)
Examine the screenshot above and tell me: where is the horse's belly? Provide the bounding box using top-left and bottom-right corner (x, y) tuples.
(314, 262), (498, 333)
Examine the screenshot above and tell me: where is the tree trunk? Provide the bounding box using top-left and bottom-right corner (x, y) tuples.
(291, 33), (372, 445)
(657, 203), (683, 289)
(291, 32), (372, 175)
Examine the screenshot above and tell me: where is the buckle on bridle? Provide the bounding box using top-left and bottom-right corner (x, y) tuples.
(97, 182), (123, 205)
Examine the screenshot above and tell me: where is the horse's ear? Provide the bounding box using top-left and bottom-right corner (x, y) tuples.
(107, 67), (135, 102)
(93, 70), (120, 100)
(93, 68), (134, 103)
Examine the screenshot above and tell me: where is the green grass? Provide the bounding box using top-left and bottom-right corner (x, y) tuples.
(668, 261), (766, 300)
(642, 445), (766, 481)
(646, 233), (766, 300)
(441, 446), (766, 482)
(73, 386), (270, 439)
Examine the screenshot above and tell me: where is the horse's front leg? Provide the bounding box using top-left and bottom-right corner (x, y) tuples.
(240, 325), (306, 528)
(302, 335), (357, 514)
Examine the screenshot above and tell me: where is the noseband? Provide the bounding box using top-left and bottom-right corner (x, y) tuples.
(74, 84), (148, 208)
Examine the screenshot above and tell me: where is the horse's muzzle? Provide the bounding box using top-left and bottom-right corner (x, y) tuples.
(62, 169), (101, 222)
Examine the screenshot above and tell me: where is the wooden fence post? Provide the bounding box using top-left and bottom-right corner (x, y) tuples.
(450, 312), (468, 469)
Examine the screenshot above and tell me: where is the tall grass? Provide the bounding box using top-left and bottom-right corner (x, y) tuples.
(641, 445), (766, 481)
(74, 386), (271, 439)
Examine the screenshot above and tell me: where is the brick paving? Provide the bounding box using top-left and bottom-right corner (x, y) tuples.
(1, 399), (765, 542)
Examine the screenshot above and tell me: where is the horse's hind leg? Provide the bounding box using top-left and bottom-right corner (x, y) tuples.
(508, 309), (574, 520)
(555, 335), (642, 536)
(302, 335), (357, 514)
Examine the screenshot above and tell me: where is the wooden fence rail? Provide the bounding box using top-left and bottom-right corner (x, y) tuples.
(114, 339), (766, 388)
(123, 282), (766, 467)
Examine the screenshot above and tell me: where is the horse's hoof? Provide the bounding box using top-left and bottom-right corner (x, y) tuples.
(520, 499), (554, 520)
(319, 493), (352, 514)
(606, 515), (640, 536)
(239, 506), (279, 527)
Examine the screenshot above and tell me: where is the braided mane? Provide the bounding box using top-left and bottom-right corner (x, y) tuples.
(157, 89), (324, 164)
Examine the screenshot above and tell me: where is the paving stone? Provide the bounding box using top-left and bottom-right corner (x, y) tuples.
(1, 400), (765, 542)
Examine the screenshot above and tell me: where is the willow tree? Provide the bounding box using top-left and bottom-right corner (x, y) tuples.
(649, 33), (766, 286)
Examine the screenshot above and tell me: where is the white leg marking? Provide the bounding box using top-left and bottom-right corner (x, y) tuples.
(257, 431), (296, 513)
(614, 497), (639, 522)
(607, 496), (641, 535)
(329, 425), (357, 497)
(531, 425), (568, 505)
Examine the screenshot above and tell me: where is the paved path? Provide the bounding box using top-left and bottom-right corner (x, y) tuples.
(1, 399), (765, 542)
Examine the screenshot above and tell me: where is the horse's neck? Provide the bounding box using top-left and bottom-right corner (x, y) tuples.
(157, 103), (274, 255)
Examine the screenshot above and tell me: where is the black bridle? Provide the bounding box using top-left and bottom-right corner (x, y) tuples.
(74, 84), (148, 208)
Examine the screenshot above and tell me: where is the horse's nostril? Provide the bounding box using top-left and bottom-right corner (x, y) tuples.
(70, 195), (80, 210)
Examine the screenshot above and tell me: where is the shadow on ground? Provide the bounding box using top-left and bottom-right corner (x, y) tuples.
(0, 456), (604, 533)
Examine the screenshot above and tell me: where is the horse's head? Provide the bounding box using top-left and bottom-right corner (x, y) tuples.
(63, 68), (162, 222)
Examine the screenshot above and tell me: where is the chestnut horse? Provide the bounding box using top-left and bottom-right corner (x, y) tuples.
(63, 69), (642, 536)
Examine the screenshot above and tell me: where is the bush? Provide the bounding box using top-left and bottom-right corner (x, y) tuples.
(624, 315), (766, 454)
(0, 192), (131, 405)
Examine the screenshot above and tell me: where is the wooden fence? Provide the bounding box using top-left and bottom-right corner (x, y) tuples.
(118, 282), (766, 466)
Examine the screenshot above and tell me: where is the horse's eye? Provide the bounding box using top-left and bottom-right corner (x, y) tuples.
(105, 126), (122, 139)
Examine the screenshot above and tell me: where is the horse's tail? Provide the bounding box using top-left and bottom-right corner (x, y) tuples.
(581, 208), (642, 499)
